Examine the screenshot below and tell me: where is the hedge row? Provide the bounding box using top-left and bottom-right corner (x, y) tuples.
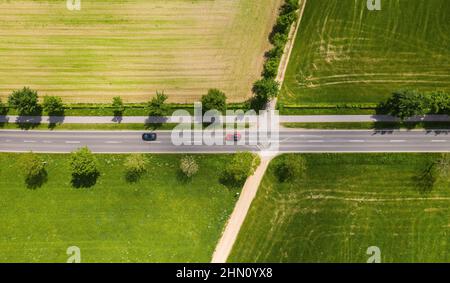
(263, 0), (300, 80)
(249, 0), (300, 110)
(379, 90), (450, 120)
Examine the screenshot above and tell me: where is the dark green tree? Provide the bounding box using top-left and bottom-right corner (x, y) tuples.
(70, 147), (100, 188)
(201, 89), (227, 114)
(380, 90), (428, 120)
(275, 154), (307, 182)
(8, 87), (41, 115)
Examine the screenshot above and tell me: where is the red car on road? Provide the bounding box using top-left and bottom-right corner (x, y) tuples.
(225, 133), (241, 142)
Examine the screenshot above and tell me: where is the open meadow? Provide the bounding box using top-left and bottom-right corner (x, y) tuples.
(279, 0), (450, 107)
(229, 153), (450, 263)
(0, 153), (240, 262)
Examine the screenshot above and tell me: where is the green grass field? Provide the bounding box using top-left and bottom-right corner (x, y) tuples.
(0, 153), (242, 263)
(279, 0), (450, 107)
(0, 0), (282, 103)
(229, 153), (450, 263)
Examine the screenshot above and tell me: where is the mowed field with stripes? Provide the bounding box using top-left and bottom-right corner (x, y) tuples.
(0, 0), (282, 103)
(230, 154), (450, 263)
(279, 0), (450, 106)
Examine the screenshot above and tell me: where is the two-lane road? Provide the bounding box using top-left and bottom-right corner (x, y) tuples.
(1, 129), (449, 153)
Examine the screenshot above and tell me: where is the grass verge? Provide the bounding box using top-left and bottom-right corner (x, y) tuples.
(0, 153), (241, 262)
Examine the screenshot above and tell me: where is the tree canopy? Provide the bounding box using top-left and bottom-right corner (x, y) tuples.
(8, 87), (41, 115)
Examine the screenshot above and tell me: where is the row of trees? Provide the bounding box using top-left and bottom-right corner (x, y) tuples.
(248, 0), (300, 110)
(20, 149), (262, 189)
(1, 87), (229, 118)
(379, 90), (450, 120)
(3, 87), (64, 116)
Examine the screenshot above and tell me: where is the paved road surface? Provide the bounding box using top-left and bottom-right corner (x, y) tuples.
(1, 129), (449, 153)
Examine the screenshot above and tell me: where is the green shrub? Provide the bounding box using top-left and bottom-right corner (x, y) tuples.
(70, 147), (100, 188)
(379, 90), (450, 119)
(124, 154), (148, 182)
(262, 57), (280, 79)
(274, 154), (306, 182)
(43, 96), (64, 116)
(221, 152), (261, 187)
(180, 155), (199, 179)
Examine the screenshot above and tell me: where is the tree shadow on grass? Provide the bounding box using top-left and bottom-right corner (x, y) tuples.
(25, 170), (48, 190)
(71, 172), (100, 189)
(413, 163), (436, 195)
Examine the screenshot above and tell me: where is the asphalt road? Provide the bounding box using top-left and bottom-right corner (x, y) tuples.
(1, 129), (449, 153)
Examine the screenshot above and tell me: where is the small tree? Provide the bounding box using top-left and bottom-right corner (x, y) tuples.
(124, 154), (147, 182)
(8, 87), (41, 115)
(20, 152), (47, 189)
(275, 154), (306, 182)
(112, 96), (125, 116)
(221, 152), (260, 187)
(43, 96), (64, 116)
(201, 89), (227, 114)
(180, 155), (199, 179)
(148, 91), (169, 117)
(70, 147), (100, 188)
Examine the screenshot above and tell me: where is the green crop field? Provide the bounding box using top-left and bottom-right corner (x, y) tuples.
(279, 0), (450, 107)
(229, 153), (450, 263)
(0, 153), (242, 263)
(0, 0), (282, 103)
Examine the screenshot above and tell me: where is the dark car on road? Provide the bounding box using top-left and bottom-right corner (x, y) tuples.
(142, 133), (157, 141)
